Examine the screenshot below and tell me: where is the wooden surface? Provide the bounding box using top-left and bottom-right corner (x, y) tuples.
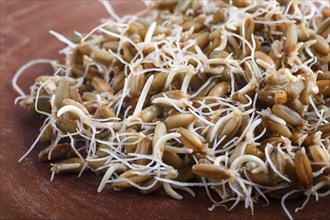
(0, 1), (329, 219)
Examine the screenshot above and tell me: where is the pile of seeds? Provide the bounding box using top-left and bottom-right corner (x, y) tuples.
(13, 0), (329, 219)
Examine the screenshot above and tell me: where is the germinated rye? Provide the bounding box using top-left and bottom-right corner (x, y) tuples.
(13, 1), (330, 219)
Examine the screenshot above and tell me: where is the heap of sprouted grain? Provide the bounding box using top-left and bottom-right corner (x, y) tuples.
(13, 0), (329, 219)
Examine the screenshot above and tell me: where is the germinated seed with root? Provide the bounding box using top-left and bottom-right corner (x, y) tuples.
(138, 105), (161, 123)
(192, 164), (231, 180)
(312, 34), (330, 55)
(295, 151), (313, 190)
(152, 122), (167, 159)
(303, 132), (322, 147)
(284, 23), (297, 56)
(178, 127), (206, 154)
(163, 151), (185, 169)
(217, 112), (242, 141)
(207, 81), (230, 97)
(272, 104), (304, 127)
(125, 128), (139, 154)
(62, 98), (89, 115)
(91, 49), (115, 66)
(308, 145), (330, 174)
(164, 113), (195, 129)
(134, 137), (152, 165)
(40, 124), (53, 143)
(129, 73), (145, 98)
(51, 158), (84, 174)
(39, 144), (72, 161)
(265, 118), (292, 139)
(112, 170), (151, 190)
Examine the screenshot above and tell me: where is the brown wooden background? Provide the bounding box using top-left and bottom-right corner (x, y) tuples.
(1, 1), (329, 219)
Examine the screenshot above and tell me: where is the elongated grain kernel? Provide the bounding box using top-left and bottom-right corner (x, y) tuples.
(265, 118), (292, 138)
(208, 81), (230, 97)
(232, 93), (249, 104)
(269, 148), (296, 183)
(309, 145), (330, 174)
(178, 127), (206, 154)
(300, 75), (315, 105)
(78, 43), (92, 56)
(317, 80), (330, 96)
(92, 77), (114, 94)
(192, 164), (230, 180)
(69, 90), (83, 103)
(294, 151), (313, 189)
(244, 15), (254, 41)
(245, 144), (265, 159)
(209, 50), (230, 59)
(152, 122), (167, 157)
(317, 17), (330, 34)
(269, 148), (286, 182)
(40, 124), (53, 143)
(212, 9), (225, 24)
(150, 72), (168, 91)
(195, 32), (210, 49)
(51, 158), (84, 174)
(62, 98), (89, 115)
(287, 99), (304, 116)
(91, 49), (115, 66)
(82, 92), (97, 102)
(218, 113), (242, 141)
(134, 137), (152, 165)
(247, 171), (274, 186)
(138, 105), (161, 122)
(98, 106), (116, 119)
(125, 129), (138, 154)
(272, 104), (304, 127)
(70, 46), (84, 66)
(233, 0), (250, 7)
(112, 170), (151, 190)
(165, 113), (195, 129)
(312, 34), (330, 55)
(56, 115), (77, 134)
(302, 132), (321, 147)
(284, 23), (297, 55)
(152, 90), (189, 100)
(130, 73), (145, 98)
(255, 51), (275, 67)
(309, 145), (329, 163)
(87, 160), (107, 172)
(39, 144), (72, 161)
(83, 101), (98, 114)
(55, 80), (70, 109)
(291, 130), (307, 146)
(163, 151), (185, 169)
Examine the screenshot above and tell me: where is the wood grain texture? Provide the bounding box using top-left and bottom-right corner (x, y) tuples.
(0, 1), (329, 219)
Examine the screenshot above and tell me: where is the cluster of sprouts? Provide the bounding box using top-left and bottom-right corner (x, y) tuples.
(13, 0), (329, 219)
